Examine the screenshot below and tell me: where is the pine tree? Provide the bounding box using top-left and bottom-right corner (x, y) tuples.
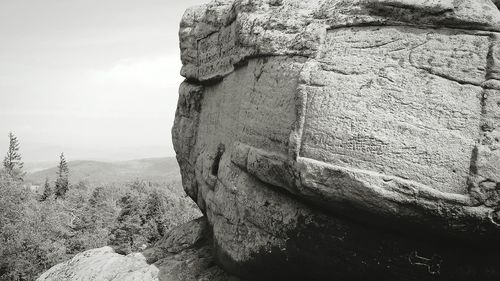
(54, 153), (69, 198)
(40, 177), (52, 201)
(2, 132), (25, 180)
(89, 186), (105, 208)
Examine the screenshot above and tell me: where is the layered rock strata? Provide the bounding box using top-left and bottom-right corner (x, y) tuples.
(173, 0), (500, 280)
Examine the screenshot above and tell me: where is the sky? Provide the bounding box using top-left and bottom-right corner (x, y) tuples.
(0, 0), (208, 162)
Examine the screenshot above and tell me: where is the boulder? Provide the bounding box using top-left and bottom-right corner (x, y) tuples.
(36, 247), (158, 281)
(173, 0), (500, 280)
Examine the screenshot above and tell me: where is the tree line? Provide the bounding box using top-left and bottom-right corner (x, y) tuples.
(3, 132), (70, 200)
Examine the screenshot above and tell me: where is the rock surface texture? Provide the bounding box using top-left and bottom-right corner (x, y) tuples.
(173, 0), (500, 280)
(37, 218), (238, 281)
(36, 247), (159, 281)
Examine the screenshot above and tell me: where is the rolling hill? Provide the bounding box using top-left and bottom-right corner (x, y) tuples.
(25, 157), (181, 186)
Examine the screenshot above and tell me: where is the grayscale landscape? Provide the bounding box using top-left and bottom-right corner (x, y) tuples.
(4, 0), (500, 281)
(25, 157), (181, 186)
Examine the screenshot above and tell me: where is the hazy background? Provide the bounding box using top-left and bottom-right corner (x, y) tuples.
(0, 0), (207, 162)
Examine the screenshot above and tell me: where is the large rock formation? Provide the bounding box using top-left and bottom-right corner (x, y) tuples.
(173, 0), (500, 280)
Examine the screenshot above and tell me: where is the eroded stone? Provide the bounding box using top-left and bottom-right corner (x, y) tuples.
(174, 0), (500, 280)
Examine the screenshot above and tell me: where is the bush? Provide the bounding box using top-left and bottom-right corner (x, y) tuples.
(109, 180), (200, 254)
(0, 175), (71, 281)
(0, 175), (200, 281)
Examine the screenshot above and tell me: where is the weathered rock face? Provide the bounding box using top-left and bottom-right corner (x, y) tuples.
(173, 0), (500, 280)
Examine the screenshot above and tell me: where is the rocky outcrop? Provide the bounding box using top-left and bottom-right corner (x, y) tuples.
(173, 0), (500, 280)
(36, 247), (158, 281)
(142, 217), (238, 281)
(37, 218), (238, 281)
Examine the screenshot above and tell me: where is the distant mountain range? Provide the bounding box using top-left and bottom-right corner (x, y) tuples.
(25, 157), (181, 186)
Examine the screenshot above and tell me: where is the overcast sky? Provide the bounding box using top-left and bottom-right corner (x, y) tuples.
(0, 0), (207, 162)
